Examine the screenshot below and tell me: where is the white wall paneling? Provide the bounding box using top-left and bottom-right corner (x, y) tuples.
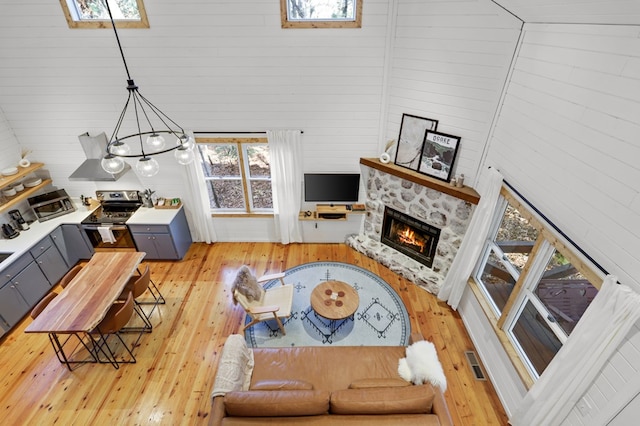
(483, 23), (640, 290)
(385, 0), (522, 185)
(482, 22), (640, 423)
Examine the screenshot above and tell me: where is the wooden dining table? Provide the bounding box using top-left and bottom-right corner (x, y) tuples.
(25, 251), (146, 367)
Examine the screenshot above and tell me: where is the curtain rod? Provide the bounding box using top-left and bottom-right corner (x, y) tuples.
(502, 178), (611, 279)
(193, 131), (304, 135)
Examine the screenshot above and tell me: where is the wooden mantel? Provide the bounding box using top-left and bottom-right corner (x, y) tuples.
(360, 158), (480, 205)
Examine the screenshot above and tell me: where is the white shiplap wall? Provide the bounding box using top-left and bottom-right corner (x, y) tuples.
(477, 22), (640, 420)
(0, 108), (21, 170)
(564, 324), (640, 425)
(0, 0), (392, 241)
(485, 23), (640, 290)
(385, 0), (523, 183)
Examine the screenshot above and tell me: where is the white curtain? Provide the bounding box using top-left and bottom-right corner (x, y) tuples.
(511, 275), (640, 425)
(437, 166), (503, 310)
(181, 131), (217, 243)
(267, 130), (303, 244)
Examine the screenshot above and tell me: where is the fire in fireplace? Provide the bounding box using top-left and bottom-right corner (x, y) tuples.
(381, 207), (441, 268)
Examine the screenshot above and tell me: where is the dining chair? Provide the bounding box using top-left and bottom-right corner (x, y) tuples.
(90, 291), (137, 369)
(58, 264), (82, 289)
(30, 292), (96, 370)
(135, 264), (166, 306)
(118, 265), (154, 333)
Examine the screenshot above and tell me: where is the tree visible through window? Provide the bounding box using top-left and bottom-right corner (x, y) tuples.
(197, 139), (273, 213)
(281, 0), (362, 28)
(61, 0), (149, 28)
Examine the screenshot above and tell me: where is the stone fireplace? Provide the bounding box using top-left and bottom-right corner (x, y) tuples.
(347, 158), (479, 294)
(381, 207), (440, 268)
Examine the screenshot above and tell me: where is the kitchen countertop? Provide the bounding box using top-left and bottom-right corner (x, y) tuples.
(0, 201), (183, 270)
(0, 198), (98, 268)
(126, 205), (183, 225)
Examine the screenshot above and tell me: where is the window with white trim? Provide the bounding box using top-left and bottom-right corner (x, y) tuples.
(280, 0), (362, 28)
(197, 138), (273, 214)
(61, 0), (149, 29)
(472, 187), (600, 381)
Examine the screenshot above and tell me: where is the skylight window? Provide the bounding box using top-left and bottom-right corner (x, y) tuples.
(280, 0), (362, 28)
(61, 0), (149, 29)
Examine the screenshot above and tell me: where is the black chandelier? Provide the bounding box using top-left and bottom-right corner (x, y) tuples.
(100, 0), (195, 177)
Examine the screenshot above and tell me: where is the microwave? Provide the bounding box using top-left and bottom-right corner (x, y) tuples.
(28, 189), (76, 222)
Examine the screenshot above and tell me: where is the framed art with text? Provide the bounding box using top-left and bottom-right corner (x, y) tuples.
(394, 114), (438, 171)
(418, 130), (460, 182)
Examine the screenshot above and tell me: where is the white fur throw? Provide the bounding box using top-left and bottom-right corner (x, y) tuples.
(398, 340), (447, 391)
(231, 265), (264, 304)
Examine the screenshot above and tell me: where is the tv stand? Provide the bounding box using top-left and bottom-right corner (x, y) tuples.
(298, 204), (365, 242)
(316, 204), (348, 220)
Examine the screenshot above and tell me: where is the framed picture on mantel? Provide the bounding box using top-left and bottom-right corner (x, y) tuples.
(418, 130), (460, 182)
(394, 114), (438, 171)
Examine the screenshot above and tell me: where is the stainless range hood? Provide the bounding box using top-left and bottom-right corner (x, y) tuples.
(69, 132), (131, 181)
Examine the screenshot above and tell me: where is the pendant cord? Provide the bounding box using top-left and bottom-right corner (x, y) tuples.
(104, 0), (132, 81)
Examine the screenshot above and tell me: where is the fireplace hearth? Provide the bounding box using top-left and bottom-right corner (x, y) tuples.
(381, 207), (440, 268)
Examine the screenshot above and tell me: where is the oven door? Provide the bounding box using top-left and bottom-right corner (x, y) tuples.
(82, 224), (136, 249)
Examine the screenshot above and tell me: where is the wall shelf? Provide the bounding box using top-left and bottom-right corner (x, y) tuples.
(0, 163), (51, 214)
(359, 158), (480, 204)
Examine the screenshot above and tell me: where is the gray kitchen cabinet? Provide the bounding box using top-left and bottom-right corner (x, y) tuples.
(50, 224), (94, 266)
(0, 252), (49, 330)
(11, 261), (51, 306)
(131, 232), (178, 259)
(30, 235), (68, 286)
(0, 314), (9, 338)
(0, 279), (31, 331)
(128, 208), (192, 260)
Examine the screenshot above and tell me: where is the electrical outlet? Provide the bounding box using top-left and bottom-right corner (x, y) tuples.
(577, 396), (592, 416)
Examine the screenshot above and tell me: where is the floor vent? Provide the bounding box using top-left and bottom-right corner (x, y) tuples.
(465, 351), (487, 381)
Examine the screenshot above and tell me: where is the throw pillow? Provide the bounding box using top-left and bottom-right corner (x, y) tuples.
(398, 340), (447, 391)
(224, 390), (330, 417)
(330, 385), (434, 415)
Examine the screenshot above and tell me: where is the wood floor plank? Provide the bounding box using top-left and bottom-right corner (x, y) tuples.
(0, 243), (508, 425)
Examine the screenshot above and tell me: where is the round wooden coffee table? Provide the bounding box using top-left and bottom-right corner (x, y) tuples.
(310, 281), (359, 342)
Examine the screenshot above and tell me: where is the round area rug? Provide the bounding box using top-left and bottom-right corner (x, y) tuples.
(244, 261), (410, 348)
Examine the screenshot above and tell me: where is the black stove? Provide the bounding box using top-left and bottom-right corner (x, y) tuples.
(81, 190), (142, 226)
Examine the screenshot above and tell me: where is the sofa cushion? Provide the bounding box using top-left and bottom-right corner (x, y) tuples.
(224, 390), (330, 417)
(251, 379), (314, 390)
(349, 378), (411, 389)
(330, 385), (434, 415)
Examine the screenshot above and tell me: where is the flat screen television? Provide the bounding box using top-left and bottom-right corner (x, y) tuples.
(304, 173), (360, 203)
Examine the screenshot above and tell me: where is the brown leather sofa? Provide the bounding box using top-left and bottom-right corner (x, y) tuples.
(209, 333), (453, 425)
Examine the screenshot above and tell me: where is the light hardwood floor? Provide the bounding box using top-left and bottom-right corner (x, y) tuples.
(0, 243), (508, 425)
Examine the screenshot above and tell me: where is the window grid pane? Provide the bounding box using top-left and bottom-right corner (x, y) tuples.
(72, 0), (141, 20)
(205, 179), (245, 210)
(533, 249), (599, 336)
(511, 300), (562, 377)
(287, 0), (356, 21)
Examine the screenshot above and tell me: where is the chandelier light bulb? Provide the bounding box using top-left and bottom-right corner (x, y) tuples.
(174, 146), (195, 165)
(111, 140), (131, 156)
(146, 133), (166, 150)
(136, 157), (160, 177)
(101, 154), (126, 174)
(178, 134), (195, 151)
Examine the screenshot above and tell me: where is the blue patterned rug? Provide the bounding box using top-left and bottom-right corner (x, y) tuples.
(244, 262), (410, 348)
